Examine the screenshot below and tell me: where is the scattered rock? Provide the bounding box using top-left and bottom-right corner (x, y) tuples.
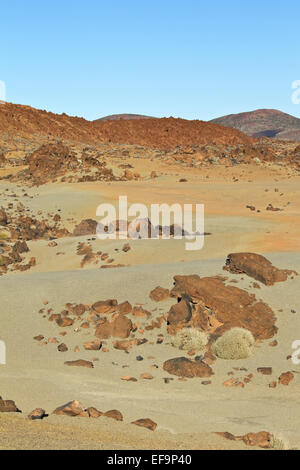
(279, 371), (294, 386)
(103, 409), (123, 421)
(132, 418), (157, 431)
(149, 286), (170, 302)
(163, 357), (213, 378)
(224, 252), (297, 286)
(64, 360), (94, 369)
(28, 408), (47, 420)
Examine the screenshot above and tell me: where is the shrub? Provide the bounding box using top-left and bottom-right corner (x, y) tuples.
(171, 328), (208, 352)
(212, 327), (255, 360)
(270, 433), (290, 450)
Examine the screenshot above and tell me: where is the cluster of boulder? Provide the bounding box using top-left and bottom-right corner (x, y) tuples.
(0, 397), (157, 431)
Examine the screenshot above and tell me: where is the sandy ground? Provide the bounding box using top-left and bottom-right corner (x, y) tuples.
(0, 162), (299, 450)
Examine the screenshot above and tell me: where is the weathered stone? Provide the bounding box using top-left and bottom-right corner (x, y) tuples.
(224, 252), (297, 286)
(103, 409), (123, 421)
(28, 408), (47, 420)
(149, 286), (170, 302)
(64, 360), (94, 368)
(279, 371), (294, 385)
(163, 357), (213, 378)
(132, 418), (157, 431)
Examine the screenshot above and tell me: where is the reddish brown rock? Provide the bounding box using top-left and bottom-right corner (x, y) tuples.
(53, 400), (87, 417)
(92, 299), (118, 315)
(169, 275), (277, 340)
(118, 301), (132, 315)
(33, 335), (44, 341)
(86, 407), (103, 418)
(223, 378), (244, 388)
(149, 286), (170, 302)
(113, 339), (138, 351)
(103, 409), (123, 421)
(163, 357), (213, 378)
(64, 360), (94, 369)
(83, 339), (102, 351)
(58, 343), (68, 352)
(56, 317), (74, 327)
(257, 367), (272, 375)
(132, 418), (157, 431)
(240, 431), (271, 449)
(279, 371), (294, 385)
(0, 397), (21, 413)
(95, 315), (132, 340)
(224, 253), (297, 286)
(73, 219), (98, 236)
(28, 408), (47, 420)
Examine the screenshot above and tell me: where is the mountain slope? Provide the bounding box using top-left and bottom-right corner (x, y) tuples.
(95, 113), (155, 121)
(210, 109), (300, 141)
(0, 102), (256, 150)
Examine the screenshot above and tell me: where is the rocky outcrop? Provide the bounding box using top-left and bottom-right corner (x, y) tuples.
(224, 252), (297, 286)
(168, 275), (277, 340)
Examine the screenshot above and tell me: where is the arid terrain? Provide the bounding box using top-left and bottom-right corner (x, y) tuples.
(0, 103), (299, 450)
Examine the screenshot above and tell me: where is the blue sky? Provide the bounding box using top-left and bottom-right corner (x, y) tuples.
(1, 0), (300, 121)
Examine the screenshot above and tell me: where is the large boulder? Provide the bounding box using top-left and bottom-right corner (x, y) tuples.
(224, 252), (297, 286)
(163, 357), (213, 378)
(168, 275), (277, 340)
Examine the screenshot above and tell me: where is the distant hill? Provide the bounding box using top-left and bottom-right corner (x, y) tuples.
(210, 109), (300, 141)
(95, 113), (155, 122)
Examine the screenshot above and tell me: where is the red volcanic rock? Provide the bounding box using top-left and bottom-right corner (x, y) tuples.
(163, 357), (213, 378)
(103, 409), (123, 421)
(92, 299), (118, 315)
(240, 431), (271, 449)
(27, 143), (79, 185)
(73, 219), (98, 237)
(86, 407), (103, 418)
(257, 367), (272, 375)
(0, 397), (22, 413)
(56, 317), (74, 328)
(279, 371), (294, 385)
(83, 339), (102, 351)
(168, 275), (277, 340)
(118, 301), (132, 315)
(132, 418), (157, 431)
(53, 400), (87, 417)
(28, 408), (47, 420)
(149, 286), (170, 302)
(64, 360), (94, 369)
(224, 253), (297, 286)
(95, 315), (132, 340)
(219, 430), (271, 448)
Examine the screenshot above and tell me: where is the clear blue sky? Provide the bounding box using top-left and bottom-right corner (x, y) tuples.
(1, 0), (300, 121)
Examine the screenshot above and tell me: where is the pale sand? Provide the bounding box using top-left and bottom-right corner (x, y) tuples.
(1, 255), (299, 449)
(1, 162), (299, 449)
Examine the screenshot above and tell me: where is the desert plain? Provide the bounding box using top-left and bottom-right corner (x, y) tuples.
(0, 103), (299, 450)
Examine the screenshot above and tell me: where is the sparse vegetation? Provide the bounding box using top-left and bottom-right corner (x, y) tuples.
(212, 327), (255, 360)
(270, 433), (291, 450)
(171, 328), (208, 352)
